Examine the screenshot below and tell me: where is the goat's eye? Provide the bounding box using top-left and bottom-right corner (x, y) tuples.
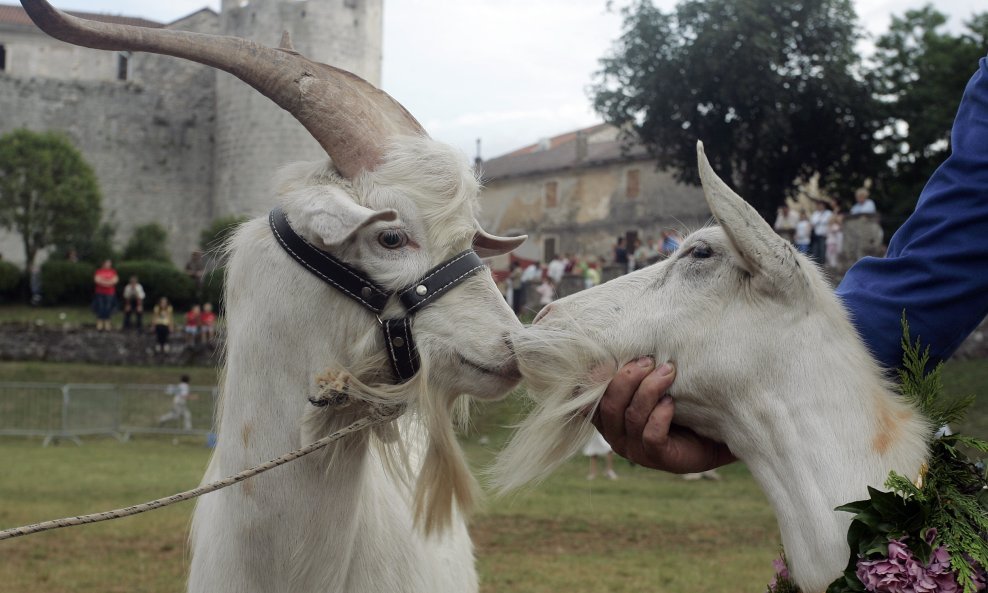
(377, 230), (408, 249)
(690, 244), (713, 259)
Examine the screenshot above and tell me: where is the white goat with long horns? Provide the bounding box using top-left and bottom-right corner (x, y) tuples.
(20, 2), (527, 592)
(495, 143), (931, 593)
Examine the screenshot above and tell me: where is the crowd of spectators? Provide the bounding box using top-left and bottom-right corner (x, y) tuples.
(773, 186), (881, 268)
(503, 228), (687, 318)
(89, 255), (219, 353)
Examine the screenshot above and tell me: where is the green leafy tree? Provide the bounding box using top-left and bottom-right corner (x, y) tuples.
(199, 214), (248, 253)
(869, 6), (988, 233)
(591, 0), (881, 217)
(0, 129), (102, 271)
(122, 223), (170, 263)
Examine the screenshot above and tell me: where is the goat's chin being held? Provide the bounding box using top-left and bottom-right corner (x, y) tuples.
(489, 325), (626, 493)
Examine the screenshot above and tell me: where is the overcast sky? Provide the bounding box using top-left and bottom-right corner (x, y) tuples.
(40, 0), (984, 159)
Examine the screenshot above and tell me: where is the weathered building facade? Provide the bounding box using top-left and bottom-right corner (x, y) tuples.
(477, 124), (712, 266)
(0, 0), (382, 265)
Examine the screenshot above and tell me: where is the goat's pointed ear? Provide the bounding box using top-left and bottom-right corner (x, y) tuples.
(294, 186), (398, 248)
(473, 225), (527, 258)
(696, 142), (801, 282)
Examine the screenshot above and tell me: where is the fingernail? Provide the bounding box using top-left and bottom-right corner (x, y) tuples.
(636, 356), (654, 368)
(657, 362), (674, 376)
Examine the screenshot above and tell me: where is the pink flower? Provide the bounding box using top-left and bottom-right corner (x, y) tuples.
(855, 538), (962, 593)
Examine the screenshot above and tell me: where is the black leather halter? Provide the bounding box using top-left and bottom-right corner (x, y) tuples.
(269, 207), (486, 383)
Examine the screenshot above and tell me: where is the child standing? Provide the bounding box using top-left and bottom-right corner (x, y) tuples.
(583, 427), (618, 480)
(199, 303), (217, 344)
(152, 297), (173, 353)
(184, 304), (201, 345)
(794, 212), (812, 255)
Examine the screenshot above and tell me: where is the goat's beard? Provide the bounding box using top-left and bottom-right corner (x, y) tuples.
(490, 326), (619, 493)
(300, 349), (478, 536)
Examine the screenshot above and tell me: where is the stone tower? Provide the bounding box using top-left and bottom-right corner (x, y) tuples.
(214, 0), (383, 218)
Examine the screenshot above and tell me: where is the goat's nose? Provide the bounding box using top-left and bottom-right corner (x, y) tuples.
(532, 304), (552, 325)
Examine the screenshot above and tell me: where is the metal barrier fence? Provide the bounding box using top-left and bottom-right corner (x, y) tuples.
(0, 382), (217, 446)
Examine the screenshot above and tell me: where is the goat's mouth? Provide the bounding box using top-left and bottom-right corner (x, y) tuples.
(457, 353), (521, 381)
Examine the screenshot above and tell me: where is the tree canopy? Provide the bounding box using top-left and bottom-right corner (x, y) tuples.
(122, 222), (171, 263)
(0, 129), (102, 270)
(592, 0), (881, 218)
(869, 7), (988, 231)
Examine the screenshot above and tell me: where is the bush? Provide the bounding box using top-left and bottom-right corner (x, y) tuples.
(199, 267), (225, 314)
(40, 260), (96, 305)
(200, 215), (248, 253)
(0, 260), (22, 301)
(122, 223), (170, 263)
(117, 261), (197, 310)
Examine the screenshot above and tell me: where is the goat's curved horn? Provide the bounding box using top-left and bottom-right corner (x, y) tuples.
(696, 142), (796, 277)
(19, 0), (426, 179)
(472, 225), (527, 258)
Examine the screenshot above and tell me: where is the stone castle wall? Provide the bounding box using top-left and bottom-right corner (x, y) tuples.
(0, 0), (383, 266)
(212, 0), (384, 218)
(0, 71), (215, 263)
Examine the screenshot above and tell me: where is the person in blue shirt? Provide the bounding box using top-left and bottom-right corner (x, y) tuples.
(594, 53), (988, 473)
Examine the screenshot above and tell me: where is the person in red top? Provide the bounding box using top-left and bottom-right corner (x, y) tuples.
(92, 259), (119, 332)
(199, 302), (217, 344)
(184, 304), (201, 345)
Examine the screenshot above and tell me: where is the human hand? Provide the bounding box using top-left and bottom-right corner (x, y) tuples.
(591, 358), (736, 473)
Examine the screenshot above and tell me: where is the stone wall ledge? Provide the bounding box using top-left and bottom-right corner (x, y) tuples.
(0, 324), (222, 367)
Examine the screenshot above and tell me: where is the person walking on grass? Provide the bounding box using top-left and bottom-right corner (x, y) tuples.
(158, 374), (196, 431)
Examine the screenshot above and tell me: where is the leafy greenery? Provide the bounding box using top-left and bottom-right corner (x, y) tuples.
(0, 260), (22, 299)
(825, 318), (988, 593)
(0, 130), (102, 272)
(591, 0), (880, 218)
(199, 215), (247, 254)
(869, 7), (988, 236)
(116, 260), (197, 309)
(38, 260), (95, 306)
(591, 2), (988, 228)
(50, 221), (119, 267)
(121, 223), (170, 263)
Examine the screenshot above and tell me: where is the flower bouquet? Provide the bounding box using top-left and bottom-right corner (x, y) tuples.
(770, 319), (988, 593)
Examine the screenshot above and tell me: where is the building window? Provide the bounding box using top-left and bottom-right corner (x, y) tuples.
(117, 52), (129, 81)
(626, 168), (640, 199)
(544, 180), (558, 208)
(0, 45), (6, 72)
(543, 237), (557, 264)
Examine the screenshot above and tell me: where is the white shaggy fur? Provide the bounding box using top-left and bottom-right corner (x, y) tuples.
(495, 144), (930, 593)
(188, 137), (522, 593)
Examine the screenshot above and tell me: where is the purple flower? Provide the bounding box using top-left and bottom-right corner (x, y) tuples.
(855, 538), (963, 593)
(772, 557), (791, 580)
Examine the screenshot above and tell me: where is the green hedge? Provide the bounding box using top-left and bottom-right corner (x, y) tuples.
(0, 261), (22, 300)
(199, 267), (225, 313)
(34, 259), (210, 309)
(40, 260), (96, 305)
(117, 261), (197, 310)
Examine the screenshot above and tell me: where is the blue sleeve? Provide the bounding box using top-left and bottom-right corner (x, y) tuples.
(835, 55), (988, 370)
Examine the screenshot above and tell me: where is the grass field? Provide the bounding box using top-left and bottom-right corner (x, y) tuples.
(0, 360), (985, 593)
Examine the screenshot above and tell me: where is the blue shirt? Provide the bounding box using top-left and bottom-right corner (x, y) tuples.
(836, 55), (988, 370)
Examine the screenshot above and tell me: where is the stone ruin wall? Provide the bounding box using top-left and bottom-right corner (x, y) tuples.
(212, 0), (384, 218)
(0, 0), (383, 266)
